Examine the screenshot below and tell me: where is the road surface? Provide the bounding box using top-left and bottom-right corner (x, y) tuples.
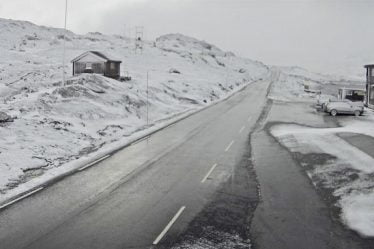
(251, 129), (367, 249)
(0, 73), (274, 249)
(250, 100), (374, 249)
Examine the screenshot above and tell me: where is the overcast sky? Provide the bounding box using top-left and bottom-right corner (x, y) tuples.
(0, 0), (373, 76)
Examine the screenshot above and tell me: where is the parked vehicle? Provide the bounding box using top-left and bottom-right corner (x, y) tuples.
(305, 84), (321, 94)
(316, 95), (338, 111)
(326, 99), (364, 116)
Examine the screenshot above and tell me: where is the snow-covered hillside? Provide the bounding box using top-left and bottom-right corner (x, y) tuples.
(0, 18), (269, 193)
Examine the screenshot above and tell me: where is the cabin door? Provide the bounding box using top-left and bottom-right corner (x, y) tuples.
(370, 85), (374, 105)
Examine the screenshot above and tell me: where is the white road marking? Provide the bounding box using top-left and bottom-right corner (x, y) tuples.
(239, 126), (245, 134)
(225, 140), (235, 152)
(153, 206), (186, 245)
(78, 155), (110, 171)
(0, 187), (44, 210)
(131, 136), (150, 146)
(247, 116), (252, 122)
(201, 163), (218, 183)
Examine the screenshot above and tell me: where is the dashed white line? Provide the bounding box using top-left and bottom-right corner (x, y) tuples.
(0, 187), (44, 210)
(153, 206), (186, 245)
(225, 140), (235, 152)
(201, 163), (218, 183)
(239, 126), (245, 134)
(78, 155), (110, 171)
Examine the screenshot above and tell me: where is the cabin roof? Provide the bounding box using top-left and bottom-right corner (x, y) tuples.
(71, 51), (122, 63)
(364, 64), (374, 68)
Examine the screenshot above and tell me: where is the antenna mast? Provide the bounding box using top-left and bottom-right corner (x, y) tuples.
(135, 26), (144, 54)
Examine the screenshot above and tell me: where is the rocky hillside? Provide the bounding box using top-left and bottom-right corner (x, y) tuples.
(0, 18), (269, 193)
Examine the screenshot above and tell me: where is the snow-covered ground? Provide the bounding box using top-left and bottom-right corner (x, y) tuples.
(2, 16), (373, 240)
(0, 18), (269, 196)
(266, 61), (373, 237)
(268, 66), (364, 102)
(270, 113), (374, 237)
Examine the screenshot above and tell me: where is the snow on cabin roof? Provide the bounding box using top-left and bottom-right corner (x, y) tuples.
(71, 51), (122, 63)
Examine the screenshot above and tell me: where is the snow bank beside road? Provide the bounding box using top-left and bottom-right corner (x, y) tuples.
(271, 118), (374, 237)
(341, 192), (374, 237)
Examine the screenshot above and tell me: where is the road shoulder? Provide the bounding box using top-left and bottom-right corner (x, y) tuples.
(250, 100), (374, 248)
(250, 127), (365, 249)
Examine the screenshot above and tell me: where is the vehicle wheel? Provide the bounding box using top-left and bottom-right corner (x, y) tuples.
(354, 110), (360, 117)
(330, 109), (338, 116)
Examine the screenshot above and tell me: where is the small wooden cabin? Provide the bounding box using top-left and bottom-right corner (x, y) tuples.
(364, 64), (374, 109)
(71, 51), (122, 79)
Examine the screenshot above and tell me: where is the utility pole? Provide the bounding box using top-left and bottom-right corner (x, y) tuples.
(146, 69), (156, 126)
(146, 70), (149, 128)
(62, 0), (68, 86)
(145, 69), (155, 144)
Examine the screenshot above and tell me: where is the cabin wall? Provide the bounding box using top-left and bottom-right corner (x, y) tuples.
(73, 62), (105, 75)
(366, 67), (374, 108)
(369, 85), (374, 107)
(104, 62), (121, 79)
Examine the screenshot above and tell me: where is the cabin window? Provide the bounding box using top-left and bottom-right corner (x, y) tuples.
(85, 63), (92, 69)
(110, 62), (116, 70)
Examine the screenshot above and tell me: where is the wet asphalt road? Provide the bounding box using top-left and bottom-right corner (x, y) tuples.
(339, 132), (374, 158)
(249, 100), (374, 249)
(0, 74), (274, 249)
(251, 127), (367, 249)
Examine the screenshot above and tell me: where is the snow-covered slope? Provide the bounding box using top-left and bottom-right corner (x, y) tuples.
(0, 18), (269, 193)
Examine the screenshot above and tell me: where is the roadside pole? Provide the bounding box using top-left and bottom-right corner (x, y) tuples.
(62, 0), (68, 86)
(147, 70), (149, 128)
(146, 69), (156, 144)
